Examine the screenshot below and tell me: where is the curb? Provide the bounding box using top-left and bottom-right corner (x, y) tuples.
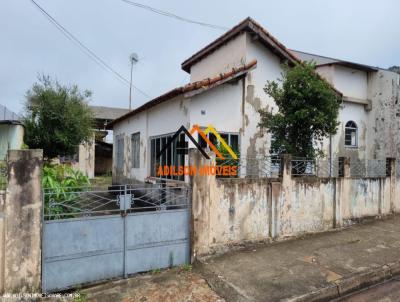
(286, 261), (400, 302)
(194, 260), (252, 302)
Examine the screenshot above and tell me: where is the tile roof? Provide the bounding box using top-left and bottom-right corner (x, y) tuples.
(181, 17), (301, 73)
(107, 59), (257, 128)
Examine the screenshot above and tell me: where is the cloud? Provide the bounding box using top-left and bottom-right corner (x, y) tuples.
(1, 0), (398, 114)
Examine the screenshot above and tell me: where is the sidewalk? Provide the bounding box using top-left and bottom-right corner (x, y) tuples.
(195, 215), (400, 302)
(81, 267), (224, 302)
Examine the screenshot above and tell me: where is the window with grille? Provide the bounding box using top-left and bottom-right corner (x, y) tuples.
(345, 121), (357, 147)
(131, 132), (140, 169)
(150, 133), (185, 181)
(116, 136), (124, 172)
(198, 132), (239, 155)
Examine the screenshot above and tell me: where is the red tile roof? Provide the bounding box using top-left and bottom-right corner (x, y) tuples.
(181, 17), (302, 73)
(107, 59), (257, 128)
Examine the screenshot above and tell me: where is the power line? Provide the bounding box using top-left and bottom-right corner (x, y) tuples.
(29, 0), (151, 99)
(121, 0), (229, 31)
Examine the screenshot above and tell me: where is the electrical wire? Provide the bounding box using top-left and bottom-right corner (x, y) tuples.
(29, 0), (151, 99)
(120, 0), (228, 31)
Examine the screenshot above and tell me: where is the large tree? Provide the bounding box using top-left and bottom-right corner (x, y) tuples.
(23, 75), (94, 159)
(259, 62), (341, 158)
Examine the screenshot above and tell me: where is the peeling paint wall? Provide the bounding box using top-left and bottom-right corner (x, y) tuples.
(1, 150), (43, 293)
(191, 151), (398, 257)
(189, 33), (247, 82)
(367, 70), (400, 159)
(112, 96), (190, 184)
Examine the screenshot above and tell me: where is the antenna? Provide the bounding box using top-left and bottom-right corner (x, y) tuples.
(129, 53), (139, 110)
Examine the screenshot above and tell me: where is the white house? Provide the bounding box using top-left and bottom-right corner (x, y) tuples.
(109, 17), (400, 184)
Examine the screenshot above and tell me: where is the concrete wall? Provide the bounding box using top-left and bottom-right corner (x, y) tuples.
(191, 151), (398, 257)
(190, 33), (247, 82)
(74, 138), (95, 179)
(113, 96), (190, 183)
(0, 150), (43, 293)
(333, 66), (368, 100)
(0, 123), (24, 161)
(367, 69), (400, 159)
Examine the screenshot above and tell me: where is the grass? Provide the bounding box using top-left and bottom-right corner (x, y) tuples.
(91, 175), (112, 187)
(73, 291), (87, 302)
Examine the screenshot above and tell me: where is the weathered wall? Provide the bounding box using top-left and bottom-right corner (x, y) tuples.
(189, 33), (247, 82)
(367, 69), (400, 159)
(2, 149), (43, 293)
(191, 152), (398, 257)
(72, 137), (95, 179)
(112, 96), (190, 183)
(0, 123), (24, 161)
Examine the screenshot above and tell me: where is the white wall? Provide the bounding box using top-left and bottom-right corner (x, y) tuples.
(112, 96), (190, 183)
(189, 80), (243, 133)
(333, 66), (368, 100)
(190, 33), (247, 82)
(241, 36), (285, 158)
(331, 102), (369, 159)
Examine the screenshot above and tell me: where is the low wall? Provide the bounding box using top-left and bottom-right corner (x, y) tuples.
(191, 152), (398, 257)
(0, 150), (43, 294)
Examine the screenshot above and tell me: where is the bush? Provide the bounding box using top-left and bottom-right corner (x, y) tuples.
(43, 164), (90, 219)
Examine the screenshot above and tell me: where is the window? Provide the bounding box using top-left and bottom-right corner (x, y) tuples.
(345, 121), (358, 147)
(150, 133), (185, 180)
(131, 132), (140, 168)
(116, 135), (124, 172)
(198, 131), (239, 155)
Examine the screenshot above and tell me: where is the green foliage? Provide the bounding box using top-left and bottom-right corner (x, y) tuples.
(43, 164), (90, 219)
(151, 268), (161, 274)
(73, 292), (87, 302)
(23, 75), (94, 159)
(182, 264), (192, 272)
(259, 62), (341, 158)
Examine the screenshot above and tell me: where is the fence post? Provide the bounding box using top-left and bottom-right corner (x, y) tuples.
(342, 157), (351, 178)
(278, 154), (292, 236)
(4, 149), (43, 293)
(189, 149), (215, 260)
(387, 158), (396, 213)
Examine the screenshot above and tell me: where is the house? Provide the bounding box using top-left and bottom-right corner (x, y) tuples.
(109, 17), (400, 184)
(65, 105), (129, 178)
(0, 105), (24, 161)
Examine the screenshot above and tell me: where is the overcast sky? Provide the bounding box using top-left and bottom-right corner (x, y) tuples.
(1, 0), (399, 115)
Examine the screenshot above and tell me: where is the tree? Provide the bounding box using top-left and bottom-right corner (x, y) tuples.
(259, 62), (341, 158)
(23, 75), (94, 159)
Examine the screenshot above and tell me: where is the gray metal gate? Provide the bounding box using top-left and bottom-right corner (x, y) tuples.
(42, 184), (190, 292)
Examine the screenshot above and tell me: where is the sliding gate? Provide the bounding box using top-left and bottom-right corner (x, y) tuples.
(42, 184), (190, 292)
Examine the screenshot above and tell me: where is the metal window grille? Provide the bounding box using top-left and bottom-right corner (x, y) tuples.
(131, 132), (140, 169)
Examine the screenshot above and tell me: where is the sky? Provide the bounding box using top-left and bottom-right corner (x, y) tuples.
(1, 0), (399, 115)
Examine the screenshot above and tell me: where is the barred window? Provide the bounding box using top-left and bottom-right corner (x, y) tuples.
(345, 121), (357, 147)
(116, 136), (124, 172)
(131, 132), (140, 169)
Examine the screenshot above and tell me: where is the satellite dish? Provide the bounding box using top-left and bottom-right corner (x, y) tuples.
(130, 53), (139, 65)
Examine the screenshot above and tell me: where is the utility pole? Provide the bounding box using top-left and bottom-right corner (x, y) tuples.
(129, 53), (139, 110)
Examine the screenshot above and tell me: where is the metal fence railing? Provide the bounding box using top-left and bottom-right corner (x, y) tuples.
(0, 160), (7, 191)
(216, 156), (281, 178)
(350, 159), (387, 177)
(43, 183), (190, 220)
(216, 156), (390, 178)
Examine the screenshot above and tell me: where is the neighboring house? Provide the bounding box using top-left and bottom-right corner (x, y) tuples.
(109, 17), (400, 184)
(67, 105), (129, 178)
(0, 105), (24, 161)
